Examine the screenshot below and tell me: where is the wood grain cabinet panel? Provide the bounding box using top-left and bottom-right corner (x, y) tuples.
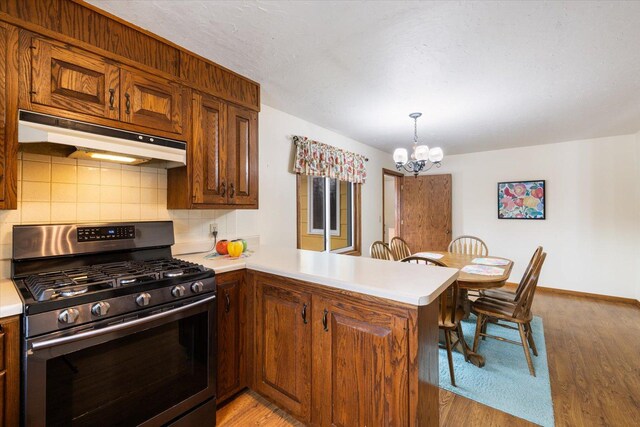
(30, 37), (120, 120)
(216, 271), (246, 403)
(0, 23), (18, 209)
(313, 297), (410, 427)
(0, 316), (21, 427)
(254, 278), (312, 423)
(227, 104), (258, 206)
(120, 68), (184, 135)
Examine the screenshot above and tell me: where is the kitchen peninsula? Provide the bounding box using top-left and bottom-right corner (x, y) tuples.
(182, 246), (459, 426)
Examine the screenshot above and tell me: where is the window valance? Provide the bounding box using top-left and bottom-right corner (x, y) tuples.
(292, 135), (368, 184)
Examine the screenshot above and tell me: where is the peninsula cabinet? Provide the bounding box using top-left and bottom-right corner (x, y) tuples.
(216, 270), (248, 403)
(254, 276), (312, 423)
(247, 271), (439, 427)
(167, 91), (258, 209)
(0, 315), (20, 427)
(23, 35), (186, 138)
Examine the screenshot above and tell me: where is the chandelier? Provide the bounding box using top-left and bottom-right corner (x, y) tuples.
(393, 112), (444, 177)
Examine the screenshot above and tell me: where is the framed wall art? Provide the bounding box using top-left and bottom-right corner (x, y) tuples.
(498, 180), (545, 219)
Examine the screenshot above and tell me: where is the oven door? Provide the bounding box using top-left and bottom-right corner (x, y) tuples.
(24, 295), (216, 427)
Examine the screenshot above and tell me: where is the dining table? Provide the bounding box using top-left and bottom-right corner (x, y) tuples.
(413, 250), (515, 367)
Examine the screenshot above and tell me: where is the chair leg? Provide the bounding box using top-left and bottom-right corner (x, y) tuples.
(444, 329), (456, 386)
(473, 313), (484, 353)
(517, 323), (536, 376)
(481, 316), (489, 340)
(525, 322), (538, 357)
(456, 322), (470, 362)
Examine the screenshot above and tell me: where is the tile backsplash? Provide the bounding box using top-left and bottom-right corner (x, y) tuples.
(0, 153), (242, 277)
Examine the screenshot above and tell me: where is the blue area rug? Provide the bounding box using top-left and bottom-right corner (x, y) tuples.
(439, 315), (555, 426)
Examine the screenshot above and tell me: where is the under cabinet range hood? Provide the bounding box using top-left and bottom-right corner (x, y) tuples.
(18, 111), (187, 168)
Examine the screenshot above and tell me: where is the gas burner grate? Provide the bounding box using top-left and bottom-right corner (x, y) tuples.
(25, 268), (115, 302)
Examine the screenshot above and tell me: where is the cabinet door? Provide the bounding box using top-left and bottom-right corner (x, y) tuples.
(0, 316), (20, 427)
(216, 272), (243, 402)
(192, 92), (227, 205)
(227, 104), (258, 206)
(255, 279), (311, 422)
(0, 23), (17, 210)
(30, 37), (119, 120)
(313, 297), (410, 427)
(120, 68), (183, 135)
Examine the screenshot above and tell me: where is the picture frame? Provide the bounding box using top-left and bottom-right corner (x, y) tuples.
(497, 180), (545, 220)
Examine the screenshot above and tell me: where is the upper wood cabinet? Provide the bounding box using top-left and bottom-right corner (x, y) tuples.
(0, 23), (18, 210)
(254, 277), (312, 423)
(168, 91), (258, 209)
(30, 37), (120, 120)
(312, 296), (411, 427)
(24, 35), (185, 138)
(120, 68), (184, 135)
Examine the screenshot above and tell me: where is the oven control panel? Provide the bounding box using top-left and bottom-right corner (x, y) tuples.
(77, 225), (135, 242)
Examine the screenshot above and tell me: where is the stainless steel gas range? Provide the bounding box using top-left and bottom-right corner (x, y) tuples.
(12, 221), (217, 427)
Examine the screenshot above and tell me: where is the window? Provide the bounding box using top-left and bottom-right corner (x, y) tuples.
(297, 175), (361, 254)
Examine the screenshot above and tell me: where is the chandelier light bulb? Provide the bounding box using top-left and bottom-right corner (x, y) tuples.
(414, 145), (430, 161)
(428, 147), (444, 163)
(393, 148), (408, 164)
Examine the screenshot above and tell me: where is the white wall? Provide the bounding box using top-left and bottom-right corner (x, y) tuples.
(429, 133), (640, 299)
(635, 132), (640, 302)
(236, 104), (391, 253)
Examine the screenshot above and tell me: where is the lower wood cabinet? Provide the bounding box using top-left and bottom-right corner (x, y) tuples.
(312, 296), (410, 426)
(253, 275), (312, 423)
(0, 315), (20, 427)
(216, 271), (247, 403)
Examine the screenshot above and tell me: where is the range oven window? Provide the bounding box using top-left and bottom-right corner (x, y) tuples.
(44, 312), (208, 426)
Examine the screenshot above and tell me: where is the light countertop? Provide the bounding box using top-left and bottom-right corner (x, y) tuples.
(181, 246), (459, 306)
(0, 246), (459, 318)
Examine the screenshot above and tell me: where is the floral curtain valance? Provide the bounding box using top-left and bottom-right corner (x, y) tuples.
(292, 135), (368, 184)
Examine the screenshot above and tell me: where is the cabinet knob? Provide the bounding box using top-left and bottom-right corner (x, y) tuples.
(229, 183), (235, 198)
(220, 182), (226, 197)
(322, 308), (329, 332)
(125, 92), (131, 114)
(301, 303), (308, 324)
(225, 291), (231, 313)
(108, 88), (115, 110)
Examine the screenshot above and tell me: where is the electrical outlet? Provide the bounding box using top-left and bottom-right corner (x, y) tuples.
(209, 223), (218, 234)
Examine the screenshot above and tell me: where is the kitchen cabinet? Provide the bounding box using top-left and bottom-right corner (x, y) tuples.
(216, 270), (247, 403)
(29, 37), (120, 120)
(120, 68), (184, 135)
(312, 296), (410, 426)
(0, 22), (18, 209)
(168, 91), (258, 209)
(25, 35), (185, 137)
(0, 315), (20, 427)
(254, 276), (312, 423)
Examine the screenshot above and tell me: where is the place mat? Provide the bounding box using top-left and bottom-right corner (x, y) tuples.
(472, 257), (510, 266)
(204, 250), (253, 260)
(461, 264), (504, 276)
(412, 252), (444, 259)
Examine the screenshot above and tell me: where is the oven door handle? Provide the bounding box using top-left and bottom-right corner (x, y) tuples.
(30, 295), (216, 352)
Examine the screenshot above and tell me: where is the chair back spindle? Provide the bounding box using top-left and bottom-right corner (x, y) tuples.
(512, 252), (546, 319)
(390, 237), (411, 261)
(370, 241), (394, 260)
(448, 235), (489, 256)
(514, 246), (543, 301)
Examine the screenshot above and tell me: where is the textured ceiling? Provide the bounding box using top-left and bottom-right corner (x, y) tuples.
(88, 1), (640, 154)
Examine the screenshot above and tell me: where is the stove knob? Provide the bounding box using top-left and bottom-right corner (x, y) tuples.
(58, 308), (80, 324)
(136, 292), (151, 307)
(171, 285), (185, 298)
(191, 281), (204, 293)
(91, 301), (111, 317)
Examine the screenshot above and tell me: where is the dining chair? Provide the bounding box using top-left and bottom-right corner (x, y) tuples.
(370, 241), (394, 260)
(390, 237), (411, 261)
(402, 256), (465, 386)
(482, 246), (543, 302)
(448, 235), (489, 256)
(471, 252), (547, 376)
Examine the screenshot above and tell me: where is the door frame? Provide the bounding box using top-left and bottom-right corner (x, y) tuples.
(381, 168), (403, 243)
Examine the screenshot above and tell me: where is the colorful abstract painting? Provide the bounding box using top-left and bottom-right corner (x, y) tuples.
(498, 180), (545, 219)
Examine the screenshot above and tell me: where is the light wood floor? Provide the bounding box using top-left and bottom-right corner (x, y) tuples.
(217, 292), (640, 426)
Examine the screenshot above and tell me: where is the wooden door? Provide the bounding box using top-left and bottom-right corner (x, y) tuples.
(227, 104), (258, 206)
(120, 68), (183, 135)
(255, 279), (311, 422)
(313, 296), (410, 427)
(0, 316), (20, 427)
(30, 37), (120, 120)
(400, 174), (452, 251)
(192, 92), (227, 205)
(216, 271), (245, 402)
